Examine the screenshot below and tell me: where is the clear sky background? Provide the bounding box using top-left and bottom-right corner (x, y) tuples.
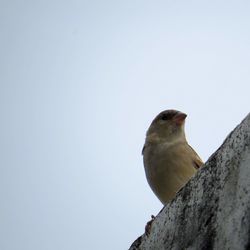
(1, 1), (250, 249)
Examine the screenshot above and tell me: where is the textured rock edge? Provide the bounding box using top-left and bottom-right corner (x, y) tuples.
(129, 113), (250, 250)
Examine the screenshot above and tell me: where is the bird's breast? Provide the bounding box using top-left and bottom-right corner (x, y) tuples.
(143, 142), (197, 204)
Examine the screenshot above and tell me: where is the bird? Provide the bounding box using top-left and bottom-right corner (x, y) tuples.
(142, 109), (203, 204)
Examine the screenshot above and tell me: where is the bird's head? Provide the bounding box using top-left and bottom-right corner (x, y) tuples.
(146, 109), (187, 143)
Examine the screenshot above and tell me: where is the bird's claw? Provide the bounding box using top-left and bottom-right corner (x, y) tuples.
(145, 215), (156, 236)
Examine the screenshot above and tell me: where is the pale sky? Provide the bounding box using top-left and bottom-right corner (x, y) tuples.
(1, 1), (250, 249)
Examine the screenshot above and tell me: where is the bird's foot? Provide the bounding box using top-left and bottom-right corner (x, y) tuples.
(145, 215), (156, 236)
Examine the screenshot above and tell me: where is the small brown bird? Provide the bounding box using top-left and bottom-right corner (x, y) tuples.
(142, 109), (203, 204)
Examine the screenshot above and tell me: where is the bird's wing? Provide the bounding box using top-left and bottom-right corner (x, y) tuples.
(188, 144), (203, 169)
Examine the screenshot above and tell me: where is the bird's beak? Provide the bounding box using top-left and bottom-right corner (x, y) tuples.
(173, 112), (187, 125)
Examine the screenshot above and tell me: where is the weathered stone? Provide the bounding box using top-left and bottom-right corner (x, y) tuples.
(130, 113), (250, 250)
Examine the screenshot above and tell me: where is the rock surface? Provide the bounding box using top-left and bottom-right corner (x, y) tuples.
(130, 113), (250, 250)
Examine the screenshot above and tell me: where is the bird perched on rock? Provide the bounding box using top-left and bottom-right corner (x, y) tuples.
(142, 109), (203, 204)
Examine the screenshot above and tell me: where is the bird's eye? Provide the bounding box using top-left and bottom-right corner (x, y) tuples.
(161, 112), (177, 121)
(161, 114), (172, 120)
